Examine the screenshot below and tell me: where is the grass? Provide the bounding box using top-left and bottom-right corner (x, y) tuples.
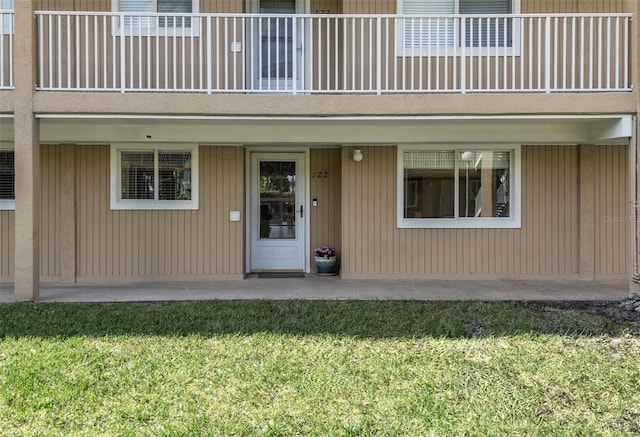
(0, 300), (639, 436)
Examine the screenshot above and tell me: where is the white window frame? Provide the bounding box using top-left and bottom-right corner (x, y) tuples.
(111, 0), (200, 37)
(397, 144), (521, 229)
(0, 0), (13, 35)
(110, 144), (199, 210)
(397, 0), (521, 57)
(0, 144), (14, 210)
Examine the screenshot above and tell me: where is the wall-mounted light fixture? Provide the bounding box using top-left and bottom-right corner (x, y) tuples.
(352, 149), (363, 162)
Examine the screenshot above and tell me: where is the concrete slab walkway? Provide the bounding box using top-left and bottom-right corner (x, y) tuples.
(0, 276), (631, 303)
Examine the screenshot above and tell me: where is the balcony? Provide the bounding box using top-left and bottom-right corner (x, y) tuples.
(26, 11), (633, 95)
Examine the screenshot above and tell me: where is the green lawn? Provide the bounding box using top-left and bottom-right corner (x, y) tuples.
(1, 301), (639, 436)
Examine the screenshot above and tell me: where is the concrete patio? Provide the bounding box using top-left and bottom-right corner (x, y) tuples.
(0, 276), (632, 303)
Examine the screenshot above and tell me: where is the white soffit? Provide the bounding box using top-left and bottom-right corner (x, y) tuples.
(35, 115), (633, 145)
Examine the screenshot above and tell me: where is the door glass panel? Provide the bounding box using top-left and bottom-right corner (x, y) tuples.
(259, 161), (296, 239)
(261, 0), (295, 79)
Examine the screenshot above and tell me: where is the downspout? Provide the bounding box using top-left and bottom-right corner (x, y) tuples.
(631, 116), (640, 297)
(629, 0), (640, 297)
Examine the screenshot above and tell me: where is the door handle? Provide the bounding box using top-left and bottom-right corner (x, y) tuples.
(298, 205), (303, 218)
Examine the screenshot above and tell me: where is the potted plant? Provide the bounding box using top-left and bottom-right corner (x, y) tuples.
(314, 246), (337, 275)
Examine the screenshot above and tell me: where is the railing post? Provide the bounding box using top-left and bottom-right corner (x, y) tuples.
(544, 16), (551, 93)
(120, 14), (126, 93)
(206, 15), (212, 94)
(461, 17), (466, 94)
(292, 16), (297, 95)
(376, 16), (381, 95)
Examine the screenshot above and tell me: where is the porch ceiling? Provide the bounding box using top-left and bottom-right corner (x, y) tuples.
(32, 114), (633, 146)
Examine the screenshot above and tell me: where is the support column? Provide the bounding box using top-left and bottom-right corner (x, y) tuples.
(13, 1), (39, 301)
(578, 145), (595, 280)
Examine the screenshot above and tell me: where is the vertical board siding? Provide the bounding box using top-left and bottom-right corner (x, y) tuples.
(594, 145), (629, 278)
(201, 1), (244, 13)
(0, 145), (66, 282)
(75, 145), (244, 281)
(0, 210), (14, 280)
(341, 145), (604, 279)
(310, 148), (342, 270)
(40, 145), (63, 280)
(522, 0), (629, 13)
(311, 0), (342, 14)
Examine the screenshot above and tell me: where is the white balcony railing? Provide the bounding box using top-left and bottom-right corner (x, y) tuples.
(35, 11), (632, 94)
(0, 10), (13, 89)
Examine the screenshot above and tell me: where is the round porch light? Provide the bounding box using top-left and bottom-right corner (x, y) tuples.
(461, 151), (474, 162)
(352, 149), (363, 162)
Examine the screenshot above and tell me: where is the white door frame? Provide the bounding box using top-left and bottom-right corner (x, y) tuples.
(245, 0), (311, 92)
(246, 148), (310, 273)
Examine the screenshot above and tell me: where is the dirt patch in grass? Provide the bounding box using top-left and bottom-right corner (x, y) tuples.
(529, 299), (640, 329)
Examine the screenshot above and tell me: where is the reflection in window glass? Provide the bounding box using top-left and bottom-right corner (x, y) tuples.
(404, 151), (455, 218)
(260, 161), (296, 240)
(403, 149), (511, 220)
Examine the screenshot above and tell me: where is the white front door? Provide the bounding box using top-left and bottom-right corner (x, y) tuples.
(247, 0), (307, 91)
(250, 153), (306, 271)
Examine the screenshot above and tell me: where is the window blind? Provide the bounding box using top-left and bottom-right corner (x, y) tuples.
(404, 150), (511, 169)
(402, 0), (455, 49)
(119, 0), (192, 28)
(157, 0), (191, 13)
(0, 150), (15, 200)
(121, 151), (154, 200)
(404, 151), (455, 169)
(157, 0), (192, 27)
(460, 0), (512, 47)
(400, 0), (513, 49)
(119, 0), (154, 13)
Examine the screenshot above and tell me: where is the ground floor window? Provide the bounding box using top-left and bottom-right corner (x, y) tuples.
(397, 145), (520, 228)
(0, 149), (14, 210)
(110, 144), (198, 210)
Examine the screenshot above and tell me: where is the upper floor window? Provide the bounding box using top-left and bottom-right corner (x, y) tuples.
(113, 0), (199, 35)
(0, 149), (14, 210)
(398, 0), (520, 54)
(110, 144), (198, 210)
(397, 145), (521, 228)
(0, 0), (13, 35)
